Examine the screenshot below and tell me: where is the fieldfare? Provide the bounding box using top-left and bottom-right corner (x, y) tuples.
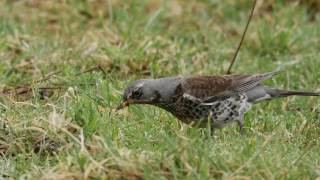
(117, 71), (319, 132)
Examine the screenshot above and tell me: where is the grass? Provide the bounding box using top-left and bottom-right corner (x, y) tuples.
(0, 0), (320, 179)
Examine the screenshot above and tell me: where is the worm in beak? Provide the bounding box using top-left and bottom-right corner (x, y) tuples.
(116, 101), (130, 111)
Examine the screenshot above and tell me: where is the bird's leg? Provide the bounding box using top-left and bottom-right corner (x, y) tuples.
(209, 126), (215, 136)
(237, 117), (244, 134)
(208, 112), (216, 136)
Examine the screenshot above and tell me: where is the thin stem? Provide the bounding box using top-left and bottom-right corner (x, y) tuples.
(226, 0), (257, 74)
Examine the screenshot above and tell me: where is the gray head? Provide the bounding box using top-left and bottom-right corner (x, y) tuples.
(117, 77), (182, 110)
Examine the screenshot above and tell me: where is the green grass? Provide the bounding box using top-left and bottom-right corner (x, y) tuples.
(1, 0), (320, 179)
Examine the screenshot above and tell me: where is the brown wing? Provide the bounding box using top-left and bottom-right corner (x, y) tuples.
(180, 71), (280, 100)
(181, 75), (233, 98)
(228, 70), (280, 93)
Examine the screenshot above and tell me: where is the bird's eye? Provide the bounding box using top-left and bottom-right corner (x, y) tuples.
(132, 89), (142, 98)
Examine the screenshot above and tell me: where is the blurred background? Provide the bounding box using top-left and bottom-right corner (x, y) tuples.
(1, 0), (319, 82)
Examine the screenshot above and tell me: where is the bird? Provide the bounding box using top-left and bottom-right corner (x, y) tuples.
(117, 70), (319, 132)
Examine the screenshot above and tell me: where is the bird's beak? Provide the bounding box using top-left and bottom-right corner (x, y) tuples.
(116, 99), (154, 111)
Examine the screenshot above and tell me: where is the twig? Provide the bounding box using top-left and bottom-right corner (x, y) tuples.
(7, 70), (62, 91)
(13, 86), (67, 95)
(3, 65), (106, 96)
(4, 70), (62, 95)
(34, 70), (62, 84)
(74, 65), (106, 76)
(97, 65), (107, 76)
(226, 0), (257, 74)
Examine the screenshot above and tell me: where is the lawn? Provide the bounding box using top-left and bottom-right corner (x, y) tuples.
(0, 0), (320, 179)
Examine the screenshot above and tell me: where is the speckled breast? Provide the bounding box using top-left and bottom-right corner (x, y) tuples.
(159, 94), (251, 127)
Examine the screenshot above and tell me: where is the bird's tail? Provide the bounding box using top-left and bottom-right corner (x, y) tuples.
(266, 88), (320, 98)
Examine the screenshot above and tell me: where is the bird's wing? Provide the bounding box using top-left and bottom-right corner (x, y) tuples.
(180, 75), (232, 99)
(177, 71), (280, 103)
(228, 70), (280, 93)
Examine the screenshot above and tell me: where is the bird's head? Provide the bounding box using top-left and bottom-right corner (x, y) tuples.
(116, 80), (162, 110)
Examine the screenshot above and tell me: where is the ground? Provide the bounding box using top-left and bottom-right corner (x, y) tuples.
(0, 0), (320, 179)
